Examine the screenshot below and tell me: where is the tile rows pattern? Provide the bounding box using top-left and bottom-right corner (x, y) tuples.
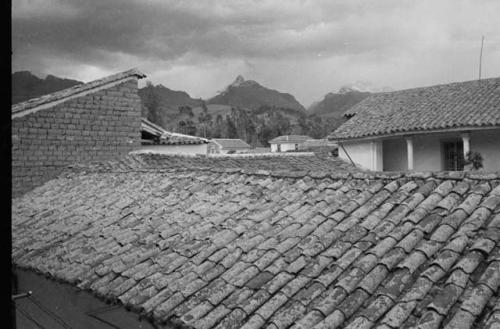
(12, 167), (500, 329)
(64, 153), (357, 174)
(329, 77), (500, 140)
(12, 68), (146, 115)
(158, 135), (208, 145)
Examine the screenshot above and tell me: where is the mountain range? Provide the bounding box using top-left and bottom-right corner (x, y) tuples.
(12, 71), (82, 105)
(308, 90), (371, 118)
(207, 75), (305, 112)
(138, 83), (203, 118)
(11, 71), (380, 142)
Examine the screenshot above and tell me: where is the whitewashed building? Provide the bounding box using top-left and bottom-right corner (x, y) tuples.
(269, 135), (312, 152)
(329, 77), (500, 171)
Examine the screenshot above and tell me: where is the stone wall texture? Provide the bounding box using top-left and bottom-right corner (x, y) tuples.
(12, 79), (142, 196)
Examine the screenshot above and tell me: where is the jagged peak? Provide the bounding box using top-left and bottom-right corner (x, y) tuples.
(228, 75), (259, 89)
(232, 75), (245, 86)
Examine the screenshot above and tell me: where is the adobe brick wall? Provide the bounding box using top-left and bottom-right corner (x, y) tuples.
(12, 79), (142, 197)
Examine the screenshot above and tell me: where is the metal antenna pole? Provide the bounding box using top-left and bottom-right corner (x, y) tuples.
(479, 36), (484, 80)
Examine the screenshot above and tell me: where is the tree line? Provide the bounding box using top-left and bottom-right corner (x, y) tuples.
(142, 81), (344, 146)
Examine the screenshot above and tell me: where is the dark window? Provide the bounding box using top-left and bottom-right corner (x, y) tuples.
(443, 140), (464, 170)
(295, 144), (299, 151)
(277, 144), (281, 152)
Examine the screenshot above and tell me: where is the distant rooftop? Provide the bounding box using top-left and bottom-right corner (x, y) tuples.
(211, 138), (251, 149)
(269, 135), (312, 144)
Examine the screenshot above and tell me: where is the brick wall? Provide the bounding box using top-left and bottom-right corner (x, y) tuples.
(12, 79), (142, 196)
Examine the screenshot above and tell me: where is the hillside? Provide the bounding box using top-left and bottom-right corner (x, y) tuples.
(138, 83), (202, 115)
(308, 81), (392, 118)
(138, 83), (203, 129)
(208, 75), (306, 112)
(12, 71), (82, 104)
(308, 90), (371, 117)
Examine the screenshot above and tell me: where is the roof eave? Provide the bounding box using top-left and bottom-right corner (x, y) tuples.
(329, 125), (500, 142)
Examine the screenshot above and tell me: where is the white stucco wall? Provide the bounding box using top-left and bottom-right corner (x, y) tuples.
(471, 129), (500, 171)
(134, 144), (208, 155)
(381, 134), (447, 171)
(374, 128), (500, 172)
(383, 139), (407, 171)
(413, 135), (442, 171)
(270, 143), (299, 152)
(410, 129), (500, 171)
(338, 141), (383, 171)
(281, 143), (299, 152)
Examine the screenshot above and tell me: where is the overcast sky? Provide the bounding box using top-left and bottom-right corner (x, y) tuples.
(12, 0), (500, 107)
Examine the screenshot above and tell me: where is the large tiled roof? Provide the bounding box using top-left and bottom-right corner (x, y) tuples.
(329, 77), (500, 140)
(12, 161), (500, 329)
(212, 139), (251, 149)
(12, 68), (146, 118)
(269, 135), (312, 144)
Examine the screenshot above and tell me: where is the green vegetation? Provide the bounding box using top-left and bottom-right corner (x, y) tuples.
(464, 151), (484, 170)
(166, 104), (345, 146)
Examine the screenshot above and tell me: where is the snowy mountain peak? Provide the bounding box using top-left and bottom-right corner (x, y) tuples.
(232, 75), (246, 87)
(338, 81), (392, 94)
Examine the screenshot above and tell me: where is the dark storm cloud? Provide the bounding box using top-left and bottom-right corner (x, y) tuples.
(12, 0), (414, 63)
(12, 0), (500, 105)
(13, 0), (210, 62)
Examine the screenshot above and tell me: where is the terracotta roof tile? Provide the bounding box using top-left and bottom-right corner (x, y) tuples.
(12, 160), (500, 329)
(329, 77), (500, 140)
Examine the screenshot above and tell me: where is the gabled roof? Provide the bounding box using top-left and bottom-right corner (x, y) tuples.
(141, 118), (208, 145)
(330, 77), (500, 141)
(12, 156), (500, 329)
(211, 139), (251, 149)
(12, 68), (146, 119)
(269, 135), (312, 144)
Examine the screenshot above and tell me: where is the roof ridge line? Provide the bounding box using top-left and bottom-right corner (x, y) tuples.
(61, 164), (500, 181)
(12, 68), (146, 118)
(362, 76), (500, 97)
